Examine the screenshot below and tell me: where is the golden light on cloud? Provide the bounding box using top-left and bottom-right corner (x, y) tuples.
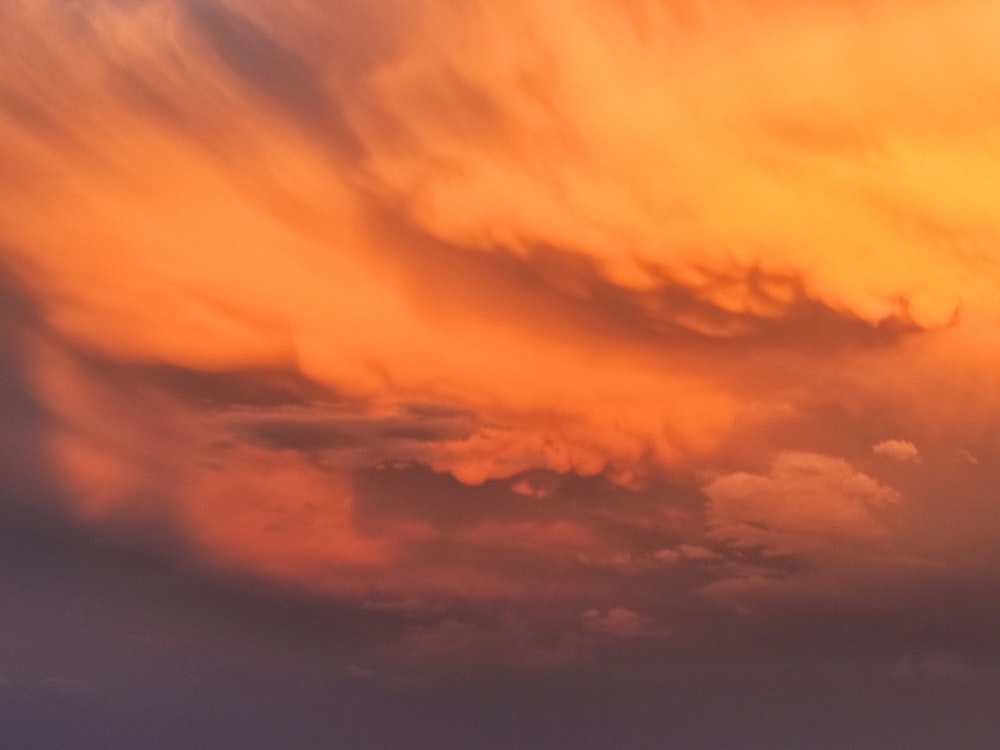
(5, 0), (1000, 680)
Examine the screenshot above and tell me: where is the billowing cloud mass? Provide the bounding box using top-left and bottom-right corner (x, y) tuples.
(5, 2), (1000, 741)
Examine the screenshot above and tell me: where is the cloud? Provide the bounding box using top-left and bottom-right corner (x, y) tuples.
(954, 448), (979, 465)
(873, 439), (920, 463)
(652, 544), (719, 564)
(582, 607), (668, 638)
(223, 402), (476, 459)
(9, 0), (998, 520)
(510, 477), (554, 499)
(703, 452), (900, 555)
(8, 0), (1000, 680)
(347, 0), (1000, 328)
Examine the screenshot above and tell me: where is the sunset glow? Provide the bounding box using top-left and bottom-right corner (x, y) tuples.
(5, 1), (1000, 746)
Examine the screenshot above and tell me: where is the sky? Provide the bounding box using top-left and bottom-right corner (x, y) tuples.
(4, 0), (1000, 747)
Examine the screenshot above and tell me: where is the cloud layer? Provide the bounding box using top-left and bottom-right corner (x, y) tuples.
(4, 0), (1000, 684)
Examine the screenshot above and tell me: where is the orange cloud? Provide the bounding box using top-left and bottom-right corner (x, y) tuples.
(7, 0), (1000, 658)
(873, 439), (921, 463)
(348, 0), (1000, 327)
(703, 451), (900, 555)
